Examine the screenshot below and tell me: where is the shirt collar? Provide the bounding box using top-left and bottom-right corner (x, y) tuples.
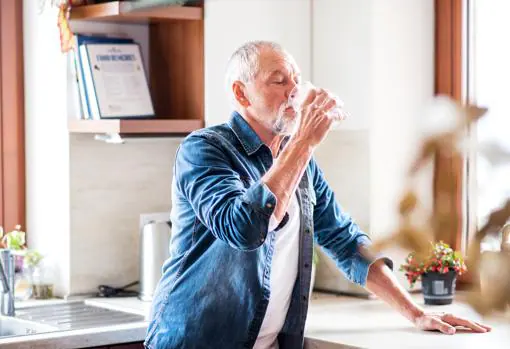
(227, 111), (265, 156)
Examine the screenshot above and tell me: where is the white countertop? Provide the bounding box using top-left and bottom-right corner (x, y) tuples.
(0, 291), (508, 349)
(305, 291), (510, 349)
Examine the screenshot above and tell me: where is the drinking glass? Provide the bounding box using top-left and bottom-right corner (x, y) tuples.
(288, 81), (349, 123)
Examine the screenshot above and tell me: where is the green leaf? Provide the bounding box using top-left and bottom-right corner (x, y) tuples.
(4, 230), (25, 250)
(24, 250), (43, 267)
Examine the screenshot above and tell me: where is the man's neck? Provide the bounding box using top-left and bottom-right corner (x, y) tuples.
(237, 110), (286, 158)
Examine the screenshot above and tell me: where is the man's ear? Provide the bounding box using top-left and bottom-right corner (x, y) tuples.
(232, 81), (251, 107)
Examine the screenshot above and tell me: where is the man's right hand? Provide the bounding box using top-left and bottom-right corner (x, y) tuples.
(262, 87), (338, 223)
(292, 88), (338, 147)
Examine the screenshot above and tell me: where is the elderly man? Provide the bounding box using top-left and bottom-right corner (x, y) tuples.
(144, 41), (490, 349)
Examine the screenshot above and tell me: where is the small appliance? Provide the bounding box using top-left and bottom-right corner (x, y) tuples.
(138, 212), (172, 302)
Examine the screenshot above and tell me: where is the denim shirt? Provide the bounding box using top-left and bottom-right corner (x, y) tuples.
(144, 112), (391, 349)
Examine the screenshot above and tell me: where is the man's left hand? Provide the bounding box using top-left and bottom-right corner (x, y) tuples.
(414, 312), (492, 335)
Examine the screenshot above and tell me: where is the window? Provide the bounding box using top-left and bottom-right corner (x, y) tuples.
(466, 0), (510, 249)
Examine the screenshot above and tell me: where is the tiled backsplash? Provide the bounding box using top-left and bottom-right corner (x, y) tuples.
(314, 130), (370, 232)
(66, 130), (371, 295)
(69, 134), (181, 295)
(313, 130), (372, 295)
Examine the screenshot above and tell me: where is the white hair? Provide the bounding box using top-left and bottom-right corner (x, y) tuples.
(224, 40), (285, 106)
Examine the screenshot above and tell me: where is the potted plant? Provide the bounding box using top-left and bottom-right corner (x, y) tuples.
(0, 224), (28, 272)
(399, 241), (467, 305)
(24, 249), (54, 299)
(9, 248), (47, 301)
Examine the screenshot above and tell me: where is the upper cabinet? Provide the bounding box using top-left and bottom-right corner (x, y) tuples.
(67, 1), (204, 135)
(312, 0), (373, 130)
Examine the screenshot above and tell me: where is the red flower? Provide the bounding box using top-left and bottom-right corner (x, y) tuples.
(399, 241), (467, 287)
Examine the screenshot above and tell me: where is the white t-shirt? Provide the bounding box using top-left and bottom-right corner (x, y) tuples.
(253, 193), (300, 349)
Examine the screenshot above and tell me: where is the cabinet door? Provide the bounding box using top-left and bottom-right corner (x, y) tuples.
(204, 0), (311, 127)
(312, 0), (373, 130)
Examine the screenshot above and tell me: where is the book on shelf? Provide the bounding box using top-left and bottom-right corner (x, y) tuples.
(70, 33), (155, 120)
(67, 48), (84, 120)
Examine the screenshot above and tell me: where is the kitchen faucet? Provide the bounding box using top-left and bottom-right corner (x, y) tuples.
(0, 249), (15, 316)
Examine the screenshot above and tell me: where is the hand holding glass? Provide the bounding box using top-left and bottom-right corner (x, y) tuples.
(288, 81), (349, 123)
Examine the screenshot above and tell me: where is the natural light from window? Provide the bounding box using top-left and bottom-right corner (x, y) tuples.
(471, 0), (510, 247)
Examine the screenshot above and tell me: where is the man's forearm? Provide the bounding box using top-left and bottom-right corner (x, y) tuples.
(366, 259), (424, 324)
(262, 137), (313, 221)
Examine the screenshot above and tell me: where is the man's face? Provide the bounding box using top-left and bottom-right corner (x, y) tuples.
(244, 48), (301, 135)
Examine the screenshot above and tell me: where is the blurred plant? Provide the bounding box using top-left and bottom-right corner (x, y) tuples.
(38, 0), (67, 12)
(24, 250), (44, 268)
(0, 224), (27, 251)
(38, 0), (87, 12)
(37, 0), (88, 52)
(399, 241), (467, 288)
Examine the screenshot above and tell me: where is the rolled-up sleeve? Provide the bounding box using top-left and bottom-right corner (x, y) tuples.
(352, 235), (394, 285)
(310, 159), (393, 287)
(175, 134), (276, 251)
(242, 180), (276, 217)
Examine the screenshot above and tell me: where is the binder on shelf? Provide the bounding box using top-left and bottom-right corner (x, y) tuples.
(79, 41), (155, 119)
(71, 34), (146, 120)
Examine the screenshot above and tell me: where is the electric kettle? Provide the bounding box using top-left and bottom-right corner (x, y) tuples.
(138, 212), (172, 302)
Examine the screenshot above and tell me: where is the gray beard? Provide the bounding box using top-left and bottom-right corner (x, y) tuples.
(272, 117), (288, 134)
(271, 104), (296, 135)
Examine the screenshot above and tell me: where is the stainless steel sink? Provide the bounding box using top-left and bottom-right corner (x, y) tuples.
(0, 316), (57, 338)
(16, 301), (146, 331)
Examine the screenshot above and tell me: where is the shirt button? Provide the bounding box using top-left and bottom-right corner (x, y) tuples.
(302, 296), (307, 301)
(266, 203), (273, 208)
(304, 263), (310, 268)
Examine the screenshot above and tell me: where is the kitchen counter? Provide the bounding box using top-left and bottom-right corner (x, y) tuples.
(0, 291), (508, 349)
(0, 297), (150, 349)
(305, 291), (510, 349)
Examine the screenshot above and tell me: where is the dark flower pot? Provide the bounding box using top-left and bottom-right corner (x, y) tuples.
(421, 270), (457, 305)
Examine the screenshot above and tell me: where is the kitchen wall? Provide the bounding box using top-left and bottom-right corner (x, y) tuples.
(69, 135), (179, 295)
(368, 0), (435, 280)
(369, 0), (435, 238)
(23, 2), (176, 296)
(313, 0), (435, 293)
(24, 0), (434, 297)
(313, 131), (371, 232)
(24, 3), (71, 297)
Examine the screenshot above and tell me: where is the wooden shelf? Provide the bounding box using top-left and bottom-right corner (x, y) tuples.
(67, 2), (205, 136)
(68, 118), (203, 134)
(70, 1), (203, 23)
